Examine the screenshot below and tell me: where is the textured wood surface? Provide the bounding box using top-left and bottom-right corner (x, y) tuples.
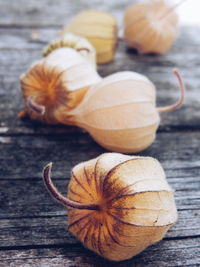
(0, 0), (200, 266)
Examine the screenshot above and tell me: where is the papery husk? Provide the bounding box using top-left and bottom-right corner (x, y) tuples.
(68, 71), (160, 153)
(20, 47), (101, 124)
(124, 0), (178, 54)
(43, 153), (177, 261)
(63, 10), (118, 64)
(43, 32), (96, 67)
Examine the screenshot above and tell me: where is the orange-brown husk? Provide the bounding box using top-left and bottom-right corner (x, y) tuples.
(67, 153), (177, 261)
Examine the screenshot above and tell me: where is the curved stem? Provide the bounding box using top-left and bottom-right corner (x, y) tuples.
(26, 96), (45, 115)
(43, 163), (100, 211)
(157, 69), (185, 113)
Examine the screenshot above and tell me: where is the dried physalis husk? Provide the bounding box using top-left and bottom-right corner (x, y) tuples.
(67, 70), (184, 153)
(42, 32), (96, 67)
(19, 47), (101, 124)
(43, 153), (178, 261)
(124, 0), (179, 54)
(63, 10), (118, 64)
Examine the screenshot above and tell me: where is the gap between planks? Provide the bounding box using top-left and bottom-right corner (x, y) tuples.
(1, 234), (200, 252)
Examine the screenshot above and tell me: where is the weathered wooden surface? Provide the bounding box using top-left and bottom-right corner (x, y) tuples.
(0, 0), (200, 266)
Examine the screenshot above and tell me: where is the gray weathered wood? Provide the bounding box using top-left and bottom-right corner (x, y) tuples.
(0, 0), (137, 27)
(1, 238), (200, 267)
(0, 208), (200, 247)
(0, 131), (199, 179)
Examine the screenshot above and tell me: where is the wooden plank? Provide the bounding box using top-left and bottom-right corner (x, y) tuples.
(0, 131), (199, 180)
(0, 208), (199, 248)
(0, 26), (199, 51)
(0, 0), (136, 27)
(0, 238), (200, 267)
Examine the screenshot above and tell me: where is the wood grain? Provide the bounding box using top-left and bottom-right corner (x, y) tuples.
(1, 238), (200, 267)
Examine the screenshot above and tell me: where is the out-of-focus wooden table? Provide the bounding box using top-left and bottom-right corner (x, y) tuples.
(0, 1), (200, 266)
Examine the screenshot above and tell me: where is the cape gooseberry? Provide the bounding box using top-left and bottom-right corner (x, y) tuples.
(63, 10), (118, 64)
(65, 69), (184, 153)
(43, 152), (177, 261)
(18, 47), (101, 124)
(124, 0), (182, 54)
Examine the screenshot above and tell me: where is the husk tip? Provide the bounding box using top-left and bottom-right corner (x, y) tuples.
(43, 162), (53, 175)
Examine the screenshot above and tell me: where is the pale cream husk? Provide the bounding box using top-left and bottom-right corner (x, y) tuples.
(68, 152), (178, 261)
(68, 71), (160, 153)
